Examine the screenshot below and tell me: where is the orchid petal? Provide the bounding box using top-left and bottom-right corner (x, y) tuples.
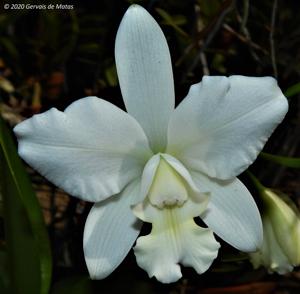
(133, 199), (220, 283)
(14, 97), (152, 202)
(161, 153), (209, 195)
(192, 171), (263, 252)
(140, 154), (208, 207)
(115, 5), (175, 152)
(167, 76), (288, 179)
(139, 154), (161, 200)
(84, 179), (142, 279)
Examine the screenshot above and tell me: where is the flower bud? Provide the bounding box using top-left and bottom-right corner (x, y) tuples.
(250, 189), (300, 274)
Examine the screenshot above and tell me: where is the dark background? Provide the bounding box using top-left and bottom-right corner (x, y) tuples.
(0, 0), (300, 293)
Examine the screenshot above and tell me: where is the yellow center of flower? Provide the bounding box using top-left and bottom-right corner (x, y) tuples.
(148, 158), (188, 209)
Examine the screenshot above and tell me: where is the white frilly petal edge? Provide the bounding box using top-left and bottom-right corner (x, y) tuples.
(167, 76), (288, 180)
(14, 96), (152, 202)
(84, 179), (142, 279)
(192, 171), (263, 252)
(115, 5), (175, 152)
(132, 199), (220, 283)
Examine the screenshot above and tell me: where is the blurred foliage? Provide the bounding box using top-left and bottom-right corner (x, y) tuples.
(0, 117), (52, 294)
(260, 152), (300, 168)
(0, 0), (300, 293)
(285, 82), (300, 98)
(1, 0), (300, 107)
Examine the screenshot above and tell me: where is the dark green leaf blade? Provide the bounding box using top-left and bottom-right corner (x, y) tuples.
(260, 152), (300, 168)
(285, 82), (300, 98)
(0, 246), (10, 294)
(0, 117), (52, 294)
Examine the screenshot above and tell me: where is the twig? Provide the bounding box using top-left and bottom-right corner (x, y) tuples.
(181, 0), (234, 81)
(223, 23), (268, 54)
(195, 4), (210, 75)
(237, 0), (261, 62)
(270, 0), (278, 78)
(176, 0), (234, 68)
(240, 0), (249, 32)
(199, 53), (210, 75)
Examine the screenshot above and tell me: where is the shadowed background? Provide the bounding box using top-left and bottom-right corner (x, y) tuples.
(0, 0), (300, 293)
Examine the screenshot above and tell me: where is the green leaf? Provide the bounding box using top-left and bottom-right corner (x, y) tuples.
(246, 171), (265, 192)
(105, 65), (118, 87)
(0, 190), (4, 216)
(0, 246), (10, 294)
(260, 152), (300, 168)
(284, 82), (300, 98)
(0, 117), (52, 294)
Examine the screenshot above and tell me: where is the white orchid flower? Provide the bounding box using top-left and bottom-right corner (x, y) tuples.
(13, 5), (288, 283)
